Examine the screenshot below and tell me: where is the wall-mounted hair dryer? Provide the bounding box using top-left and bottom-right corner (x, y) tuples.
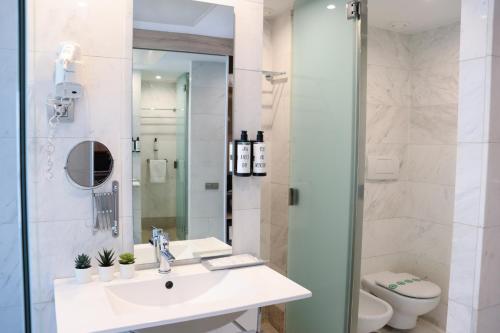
(47, 41), (83, 123)
(45, 42), (83, 180)
(54, 42), (82, 100)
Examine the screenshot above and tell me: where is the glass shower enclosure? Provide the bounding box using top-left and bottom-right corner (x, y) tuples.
(0, 0), (30, 331)
(286, 0), (366, 332)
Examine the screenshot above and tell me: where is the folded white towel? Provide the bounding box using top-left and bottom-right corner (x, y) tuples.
(149, 160), (167, 183)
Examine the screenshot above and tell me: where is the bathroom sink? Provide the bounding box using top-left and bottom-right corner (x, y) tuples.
(105, 270), (228, 313)
(54, 263), (311, 333)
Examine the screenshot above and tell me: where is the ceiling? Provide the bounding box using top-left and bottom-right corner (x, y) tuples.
(368, 0), (461, 33)
(264, 0), (293, 17)
(264, 0), (461, 33)
(133, 0), (234, 38)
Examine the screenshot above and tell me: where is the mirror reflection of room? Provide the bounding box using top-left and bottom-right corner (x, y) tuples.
(132, 50), (229, 245)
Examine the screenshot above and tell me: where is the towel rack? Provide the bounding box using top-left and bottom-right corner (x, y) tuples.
(91, 181), (119, 238)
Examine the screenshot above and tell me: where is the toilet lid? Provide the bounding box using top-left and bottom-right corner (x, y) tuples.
(374, 272), (441, 299)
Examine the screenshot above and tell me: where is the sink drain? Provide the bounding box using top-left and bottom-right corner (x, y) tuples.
(165, 281), (174, 289)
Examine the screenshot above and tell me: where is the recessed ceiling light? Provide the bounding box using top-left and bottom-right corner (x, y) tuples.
(327, 4), (336, 10)
(77, 1), (88, 7)
(155, 75), (162, 80)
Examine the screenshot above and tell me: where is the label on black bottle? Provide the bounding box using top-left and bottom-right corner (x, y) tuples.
(253, 143), (266, 174)
(229, 142), (234, 174)
(236, 143), (251, 174)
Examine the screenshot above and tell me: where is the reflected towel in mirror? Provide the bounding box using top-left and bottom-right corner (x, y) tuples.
(149, 159), (167, 183)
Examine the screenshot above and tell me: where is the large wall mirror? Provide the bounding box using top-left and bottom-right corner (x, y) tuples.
(132, 0), (234, 262)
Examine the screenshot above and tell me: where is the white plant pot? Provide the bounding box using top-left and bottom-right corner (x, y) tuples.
(119, 264), (135, 279)
(74, 268), (92, 284)
(98, 266), (115, 282)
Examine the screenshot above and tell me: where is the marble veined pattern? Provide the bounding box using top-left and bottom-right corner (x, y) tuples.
(410, 105), (458, 145)
(367, 104), (409, 144)
(367, 65), (411, 107)
(409, 23), (460, 70)
(368, 26), (411, 69)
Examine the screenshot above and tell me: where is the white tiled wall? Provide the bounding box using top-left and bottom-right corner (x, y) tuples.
(26, 0), (133, 331)
(448, 0), (500, 332)
(26, 0), (264, 331)
(362, 23), (459, 329)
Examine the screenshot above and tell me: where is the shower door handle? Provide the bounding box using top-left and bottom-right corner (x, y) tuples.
(289, 188), (299, 206)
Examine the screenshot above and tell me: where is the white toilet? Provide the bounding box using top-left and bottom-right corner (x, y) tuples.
(362, 271), (441, 330)
(358, 289), (393, 333)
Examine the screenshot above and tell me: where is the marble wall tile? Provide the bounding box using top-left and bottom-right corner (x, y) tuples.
(475, 304), (500, 333)
(476, 226), (500, 309)
(360, 252), (417, 277)
(410, 105), (458, 145)
(363, 182), (407, 221)
(0, 0), (18, 51)
(0, 306), (24, 333)
(407, 144), (456, 186)
(0, 49), (18, 138)
(406, 182), (455, 224)
(232, 209), (260, 256)
(366, 104), (409, 144)
(482, 145), (500, 229)
(269, 224), (287, 273)
(411, 63), (459, 107)
(448, 223), (479, 307)
(366, 65), (411, 106)
(486, 55), (500, 143)
(0, 138), (19, 225)
(367, 26), (411, 69)
(409, 23), (460, 69)
(32, 0), (132, 58)
(270, 183), (288, 229)
(270, 140), (289, 186)
(29, 218), (123, 304)
(459, 0), (489, 61)
(457, 57), (487, 143)
(412, 220), (453, 267)
(234, 1), (263, 71)
(454, 143), (486, 226)
(447, 300), (473, 333)
(361, 218), (415, 259)
(31, 301), (56, 333)
(0, 224), (24, 308)
(365, 143), (408, 180)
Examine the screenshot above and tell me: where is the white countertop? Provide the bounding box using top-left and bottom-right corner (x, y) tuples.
(54, 264), (311, 333)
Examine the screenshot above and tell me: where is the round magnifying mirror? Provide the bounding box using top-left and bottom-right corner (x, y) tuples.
(65, 141), (114, 189)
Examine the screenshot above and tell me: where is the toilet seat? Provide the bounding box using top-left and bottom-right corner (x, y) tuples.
(373, 272), (441, 299)
(362, 271), (441, 330)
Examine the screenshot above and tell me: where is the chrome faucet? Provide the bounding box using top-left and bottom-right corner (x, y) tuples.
(150, 227), (175, 274)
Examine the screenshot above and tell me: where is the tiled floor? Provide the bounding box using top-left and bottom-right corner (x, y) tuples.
(380, 319), (444, 333)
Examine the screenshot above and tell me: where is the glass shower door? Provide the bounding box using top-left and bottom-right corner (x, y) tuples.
(175, 73), (189, 240)
(286, 0), (363, 332)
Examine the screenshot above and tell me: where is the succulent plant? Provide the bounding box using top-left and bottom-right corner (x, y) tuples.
(96, 248), (116, 267)
(74, 253), (92, 269)
(118, 252), (135, 265)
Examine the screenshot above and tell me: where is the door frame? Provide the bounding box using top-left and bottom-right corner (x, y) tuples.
(347, 0), (368, 332)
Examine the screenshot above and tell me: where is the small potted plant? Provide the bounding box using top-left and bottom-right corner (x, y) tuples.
(96, 248), (116, 282)
(74, 253), (92, 284)
(118, 252), (136, 279)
